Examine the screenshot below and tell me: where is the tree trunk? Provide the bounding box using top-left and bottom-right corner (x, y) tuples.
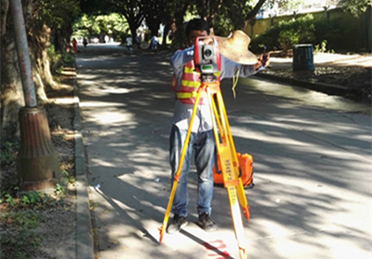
(147, 17), (160, 38)
(1, 0), (25, 135)
(53, 29), (64, 53)
(162, 22), (171, 46)
(1, 0), (8, 37)
(0, 0), (60, 135)
(32, 25), (59, 95)
(174, 2), (190, 49)
(244, 0), (267, 26)
(22, 0), (51, 101)
(122, 9), (144, 44)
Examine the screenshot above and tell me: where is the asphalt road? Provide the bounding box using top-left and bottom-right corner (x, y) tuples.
(76, 43), (371, 259)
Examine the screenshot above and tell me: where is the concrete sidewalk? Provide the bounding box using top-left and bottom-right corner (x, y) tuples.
(73, 48), (371, 259)
(255, 52), (372, 98)
(269, 52), (372, 67)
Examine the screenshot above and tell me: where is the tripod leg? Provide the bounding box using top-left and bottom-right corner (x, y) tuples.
(216, 92), (250, 220)
(159, 87), (205, 244)
(207, 89), (248, 259)
(211, 96), (224, 141)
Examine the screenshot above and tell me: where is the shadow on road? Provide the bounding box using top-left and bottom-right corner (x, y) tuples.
(76, 43), (371, 259)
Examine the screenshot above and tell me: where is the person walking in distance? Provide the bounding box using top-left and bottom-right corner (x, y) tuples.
(83, 38), (88, 47)
(167, 18), (269, 234)
(150, 35), (159, 51)
(71, 38), (77, 53)
(126, 35), (133, 53)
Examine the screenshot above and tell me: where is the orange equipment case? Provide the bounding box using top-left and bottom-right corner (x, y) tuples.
(213, 153), (254, 188)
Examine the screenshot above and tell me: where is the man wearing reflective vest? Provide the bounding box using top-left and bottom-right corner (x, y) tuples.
(167, 18), (269, 234)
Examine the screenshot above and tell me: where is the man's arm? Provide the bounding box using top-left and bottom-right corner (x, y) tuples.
(220, 54), (269, 80)
(220, 55), (256, 79)
(170, 46), (195, 73)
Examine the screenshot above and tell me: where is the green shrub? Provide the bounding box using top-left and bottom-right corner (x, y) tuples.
(250, 26), (281, 53)
(313, 17), (351, 52)
(47, 44), (61, 67)
(277, 14), (315, 51)
(314, 39), (328, 53)
(278, 29), (299, 51)
(251, 14), (315, 53)
(63, 53), (74, 66)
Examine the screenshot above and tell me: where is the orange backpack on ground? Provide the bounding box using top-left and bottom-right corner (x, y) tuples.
(213, 152), (254, 188)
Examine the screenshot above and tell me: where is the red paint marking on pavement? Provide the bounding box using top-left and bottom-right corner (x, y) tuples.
(203, 240), (231, 259)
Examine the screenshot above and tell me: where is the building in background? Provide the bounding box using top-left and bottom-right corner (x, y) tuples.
(261, 0), (342, 18)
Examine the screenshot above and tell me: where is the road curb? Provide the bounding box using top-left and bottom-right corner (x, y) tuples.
(72, 60), (94, 259)
(254, 72), (349, 96)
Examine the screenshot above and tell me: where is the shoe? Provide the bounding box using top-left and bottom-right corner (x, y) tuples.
(166, 214), (188, 234)
(198, 212), (217, 232)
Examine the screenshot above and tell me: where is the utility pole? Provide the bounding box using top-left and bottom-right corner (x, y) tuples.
(10, 0), (60, 190)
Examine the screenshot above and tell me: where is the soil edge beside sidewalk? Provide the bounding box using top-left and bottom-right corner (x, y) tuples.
(73, 60), (95, 259)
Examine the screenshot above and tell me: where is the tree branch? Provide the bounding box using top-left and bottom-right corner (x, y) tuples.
(245, 0), (267, 24)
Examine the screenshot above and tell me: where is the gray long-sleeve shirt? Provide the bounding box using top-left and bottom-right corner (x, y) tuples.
(170, 45), (257, 133)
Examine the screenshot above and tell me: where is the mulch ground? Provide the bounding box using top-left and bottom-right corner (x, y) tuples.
(0, 66), (77, 259)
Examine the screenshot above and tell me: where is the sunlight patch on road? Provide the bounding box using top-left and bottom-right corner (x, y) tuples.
(231, 126), (314, 147)
(54, 96), (79, 104)
(354, 134), (372, 142)
(90, 111), (135, 125)
(60, 70), (76, 76)
(76, 74), (97, 79)
(81, 107), (137, 128)
(235, 118), (327, 133)
(79, 101), (126, 107)
(100, 86), (145, 94)
(90, 157), (116, 167)
(107, 143), (133, 147)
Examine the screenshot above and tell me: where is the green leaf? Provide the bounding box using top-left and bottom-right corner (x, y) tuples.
(21, 195), (30, 206)
(5, 193), (14, 206)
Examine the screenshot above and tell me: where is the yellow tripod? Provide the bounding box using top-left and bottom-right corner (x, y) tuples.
(159, 78), (250, 259)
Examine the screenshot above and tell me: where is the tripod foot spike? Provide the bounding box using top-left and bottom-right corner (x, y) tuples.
(243, 206), (250, 221)
(158, 226), (165, 244)
(239, 247), (247, 259)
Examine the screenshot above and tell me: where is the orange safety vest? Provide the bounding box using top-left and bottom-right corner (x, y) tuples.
(171, 60), (220, 105)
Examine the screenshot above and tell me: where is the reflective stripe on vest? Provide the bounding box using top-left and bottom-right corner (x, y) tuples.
(181, 80), (200, 88)
(176, 90), (210, 98)
(176, 60), (206, 104)
(173, 60), (220, 105)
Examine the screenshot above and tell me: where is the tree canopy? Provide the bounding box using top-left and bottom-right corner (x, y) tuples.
(1, 0), (371, 135)
(82, 0), (371, 45)
(340, 0), (372, 17)
(72, 13), (128, 41)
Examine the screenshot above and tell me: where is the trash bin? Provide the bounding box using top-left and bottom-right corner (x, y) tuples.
(292, 44), (314, 71)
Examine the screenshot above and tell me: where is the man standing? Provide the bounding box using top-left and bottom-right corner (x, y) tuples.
(126, 35), (133, 53)
(167, 18), (269, 234)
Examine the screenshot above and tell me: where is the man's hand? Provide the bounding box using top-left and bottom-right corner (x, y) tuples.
(201, 36), (214, 45)
(188, 35), (213, 47)
(254, 53), (270, 70)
